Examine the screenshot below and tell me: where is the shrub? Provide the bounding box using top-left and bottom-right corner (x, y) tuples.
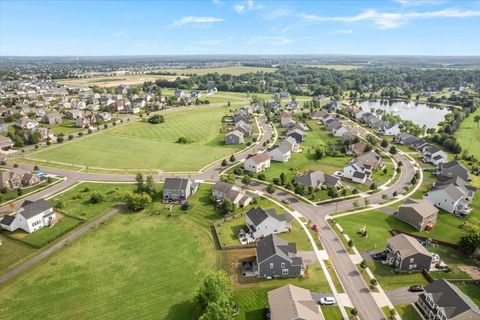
(257, 173), (266, 181)
(57, 137), (64, 143)
(89, 191), (105, 204)
(148, 114), (165, 124)
(124, 192), (152, 211)
(176, 136), (193, 144)
(68, 134), (74, 140)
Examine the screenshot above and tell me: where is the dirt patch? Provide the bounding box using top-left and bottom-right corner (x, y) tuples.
(459, 265), (480, 279)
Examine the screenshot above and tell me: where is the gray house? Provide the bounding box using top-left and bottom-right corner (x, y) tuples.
(225, 130), (244, 145)
(395, 199), (439, 231)
(385, 234), (433, 272)
(417, 279), (480, 320)
(268, 285), (324, 320)
(41, 112), (62, 124)
(0, 119), (7, 132)
(294, 170), (341, 189)
(256, 235), (304, 279)
(437, 160), (469, 182)
(162, 178), (199, 202)
(286, 128), (305, 143)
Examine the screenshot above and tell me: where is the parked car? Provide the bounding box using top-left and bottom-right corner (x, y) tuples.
(319, 297), (336, 305)
(373, 251), (387, 260)
(282, 198), (291, 204)
(409, 285), (424, 292)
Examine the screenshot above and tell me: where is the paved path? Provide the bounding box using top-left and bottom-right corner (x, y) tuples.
(0, 205), (124, 285)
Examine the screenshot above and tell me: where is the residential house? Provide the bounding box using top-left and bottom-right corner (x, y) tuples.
(379, 123), (401, 136)
(162, 178), (199, 203)
(395, 132), (419, 146)
(0, 199), (56, 234)
(423, 145), (448, 165)
(425, 182), (473, 215)
(41, 112), (62, 125)
(244, 152), (271, 173)
(273, 91), (290, 99)
(286, 128), (305, 143)
(437, 160), (469, 182)
(343, 151), (382, 183)
(417, 279), (480, 320)
(65, 109), (83, 120)
(246, 207), (291, 239)
(225, 130), (244, 145)
(96, 112), (112, 122)
(234, 123), (251, 137)
(256, 235), (304, 278)
(268, 144), (292, 163)
(310, 110), (328, 120)
(268, 285), (324, 320)
(326, 120), (342, 132)
(174, 90), (185, 98)
(333, 126), (349, 138)
(395, 199), (439, 231)
(0, 119), (7, 132)
(279, 137), (299, 153)
(432, 175), (476, 201)
(0, 171), (22, 189)
(358, 150), (383, 170)
(21, 172), (40, 186)
(349, 141), (367, 156)
(76, 115), (97, 128)
(14, 117), (38, 130)
(35, 127), (56, 142)
(0, 136), (14, 151)
(341, 131), (357, 144)
(294, 170), (341, 189)
(385, 234), (434, 272)
(212, 181), (252, 208)
(281, 116), (296, 129)
(286, 100), (299, 110)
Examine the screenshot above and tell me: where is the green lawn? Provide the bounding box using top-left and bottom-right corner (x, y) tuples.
(27, 106), (243, 171)
(0, 234), (36, 273)
(368, 262), (429, 290)
(50, 182), (135, 220)
(456, 108), (480, 159)
(395, 304), (422, 320)
(321, 306), (343, 319)
(457, 284), (480, 306)
(45, 119), (84, 136)
(5, 215), (82, 248)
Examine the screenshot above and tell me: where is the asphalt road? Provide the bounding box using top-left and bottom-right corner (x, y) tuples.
(0, 113), (418, 320)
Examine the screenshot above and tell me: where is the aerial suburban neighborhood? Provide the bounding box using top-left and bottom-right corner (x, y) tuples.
(0, 1), (480, 320)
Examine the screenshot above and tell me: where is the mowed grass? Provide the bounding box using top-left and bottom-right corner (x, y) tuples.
(456, 108), (480, 159)
(0, 234), (36, 273)
(29, 106), (243, 171)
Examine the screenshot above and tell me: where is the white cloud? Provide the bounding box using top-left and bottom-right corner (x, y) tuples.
(171, 16), (224, 26)
(393, 0), (446, 6)
(113, 31), (128, 38)
(263, 8), (293, 20)
(330, 29), (353, 34)
(297, 7), (480, 29)
(233, 4), (246, 13)
(249, 36), (293, 45)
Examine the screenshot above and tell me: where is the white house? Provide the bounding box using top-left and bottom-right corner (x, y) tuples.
(0, 199), (55, 233)
(333, 126), (349, 138)
(343, 161), (369, 183)
(422, 145), (447, 165)
(379, 123), (401, 136)
(279, 137), (299, 153)
(212, 181), (252, 208)
(268, 144), (291, 163)
(246, 207), (291, 239)
(424, 184), (472, 215)
(244, 153), (271, 173)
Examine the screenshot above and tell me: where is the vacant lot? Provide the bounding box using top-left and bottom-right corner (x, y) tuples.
(457, 108), (480, 159)
(28, 106), (243, 171)
(56, 66), (276, 87)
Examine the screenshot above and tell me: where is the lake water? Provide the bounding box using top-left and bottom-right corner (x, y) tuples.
(357, 100), (450, 128)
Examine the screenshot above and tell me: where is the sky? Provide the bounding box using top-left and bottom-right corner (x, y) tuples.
(1, 0), (480, 56)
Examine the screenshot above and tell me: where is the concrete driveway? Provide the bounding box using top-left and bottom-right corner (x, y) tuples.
(386, 286), (422, 305)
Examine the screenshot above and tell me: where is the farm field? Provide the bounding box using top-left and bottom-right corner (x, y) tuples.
(25, 105), (244, 171)
(456, 108), (480, 159)
(56, 66), (277, 87)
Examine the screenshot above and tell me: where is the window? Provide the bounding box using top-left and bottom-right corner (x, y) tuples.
(410, 258), (414, 263)
(282, 269), (289, 275)
(270, 263), (274, 269)
(281, 263), (285, 268)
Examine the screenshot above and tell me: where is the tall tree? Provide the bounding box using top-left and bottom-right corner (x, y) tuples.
(135, 173), (144, 193)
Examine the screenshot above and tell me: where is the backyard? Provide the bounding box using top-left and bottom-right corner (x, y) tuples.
(25, 105), (244, 171)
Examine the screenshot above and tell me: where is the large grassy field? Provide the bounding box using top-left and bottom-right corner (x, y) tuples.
(456, 108), (480, 159)
(56, 66), (277, 87)
(0, 183), (332, 320)
(27, 106), (243, 171)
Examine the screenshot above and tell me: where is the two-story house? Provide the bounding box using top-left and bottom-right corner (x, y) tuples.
(256, 235), (304, 279)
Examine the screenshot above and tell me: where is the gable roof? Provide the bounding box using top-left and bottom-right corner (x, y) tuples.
(0, 215), (16, 226)
(423, 279), (480, 319)
(256, 235), (302, 265)
(246, 152), (270, 164)
(294, 170), (340, 188)
(387, 234), (431, 258)
(246, 207), (290, 227)
(268, 285), (323, 320)
(399, 199), (439, 218)
(163, 177), (192, 192)
(17, 199), (52, 220)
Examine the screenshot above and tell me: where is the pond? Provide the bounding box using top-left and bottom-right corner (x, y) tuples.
(357, 100), (450, 128)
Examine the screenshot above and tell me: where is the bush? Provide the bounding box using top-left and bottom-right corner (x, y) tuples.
(89, 191), (105, 204)
(176, 136), (193, 144)
(148, 114), (165, 124)
(78, 132), (84, 136)
(221, 159), (228, 166)
(233, 167), (243, 175)
(57, 137), (64, 143)
(68, 134), (73, 140)
(266, 183), (276, 194)
(242, 176), (251, 185)
(124, 192), (152, 211)
(257, 173), (266, 181)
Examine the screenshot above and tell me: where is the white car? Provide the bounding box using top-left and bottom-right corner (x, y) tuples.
(319, 297), (336, 305)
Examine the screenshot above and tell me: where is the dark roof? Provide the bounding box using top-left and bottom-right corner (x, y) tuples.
(246, 207), (289, 227)
(353, 171), (366, 179)
(423, 279), (480, 319)
(256, 235), (302, 265)
(163, 177), (191, 192)
(0, 215), (15, 226)
(17, 199), (52, 220)
(294, 170), (340, 188)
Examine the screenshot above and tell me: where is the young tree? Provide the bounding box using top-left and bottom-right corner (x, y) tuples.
(145, 176), (156, 197)
(241, 175), (251, 185)
(257, 173), (266, 181)
(348, 239), (354, 248)
(135, 172), (145, 193)
(221, 159), (228, 167)
(389, 146), (397, 154)
(360, 259), (368, 270)
(474, 115), (480, 127)
(196, 271), (233, 308)
(370, 278), (378, 288)
(229, 154), (236, 162)
(380, 139), (389, 148)
(266, 183), (276, 194)
(279, 172), (287, 186)
(90, 191), (105, 204)
(124, 192), (152, 211)
(221, 199), (235, 214)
